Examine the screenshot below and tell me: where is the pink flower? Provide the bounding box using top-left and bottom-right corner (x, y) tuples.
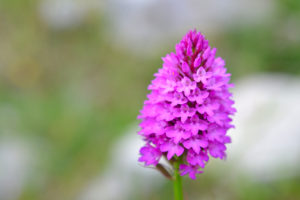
(139, 118), (166, 136)
(180, 164), (203, 180)
(175, 104), (196, 123)
(208, 142), (227, 159)
(206, 124), (226, 142)
(187, 88), (209, 104)
(207, 112), (230, 126)
(167, 92), (188, 107)
(138, 29), (236, 179)
(177, 77), (197, 96)
(196, 99), (219, 117)
(184, 115), (208, 135)
(186, 150), (209, 168)
(166, 121), (191, 144)
(193, 67), (212, 84)
(156, 103), (176, 121)
(160, 141), (184, 160)
(139, 145), (162, 166)
(183, 136), (208, 154)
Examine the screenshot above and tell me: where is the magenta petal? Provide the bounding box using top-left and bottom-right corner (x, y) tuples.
(179, 164), (203, 179)
(161, 142), (184, 160)
(194, 55), (202, 68)
(182, 61), (191, 74)
(183, 138), (207, 154)
(139, 145), (162, 166)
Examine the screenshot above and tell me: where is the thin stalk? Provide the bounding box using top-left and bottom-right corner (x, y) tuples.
(173, 161), (183, 200)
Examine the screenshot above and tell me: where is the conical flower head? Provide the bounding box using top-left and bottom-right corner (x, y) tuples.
(138, 30), (236, 179)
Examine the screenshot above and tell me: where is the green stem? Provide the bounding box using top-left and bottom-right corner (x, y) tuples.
(173, 161), (183, 200)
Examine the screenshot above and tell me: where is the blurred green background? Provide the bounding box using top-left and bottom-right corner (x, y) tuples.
(0, 0), (299, 200)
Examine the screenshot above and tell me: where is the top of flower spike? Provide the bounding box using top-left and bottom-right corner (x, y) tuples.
(138, 29), (236, 180)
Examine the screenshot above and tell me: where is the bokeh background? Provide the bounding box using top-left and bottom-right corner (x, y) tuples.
(0, 0), (300, 200)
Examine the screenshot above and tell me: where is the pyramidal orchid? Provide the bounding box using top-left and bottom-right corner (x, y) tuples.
(137, 29), (236, 200)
